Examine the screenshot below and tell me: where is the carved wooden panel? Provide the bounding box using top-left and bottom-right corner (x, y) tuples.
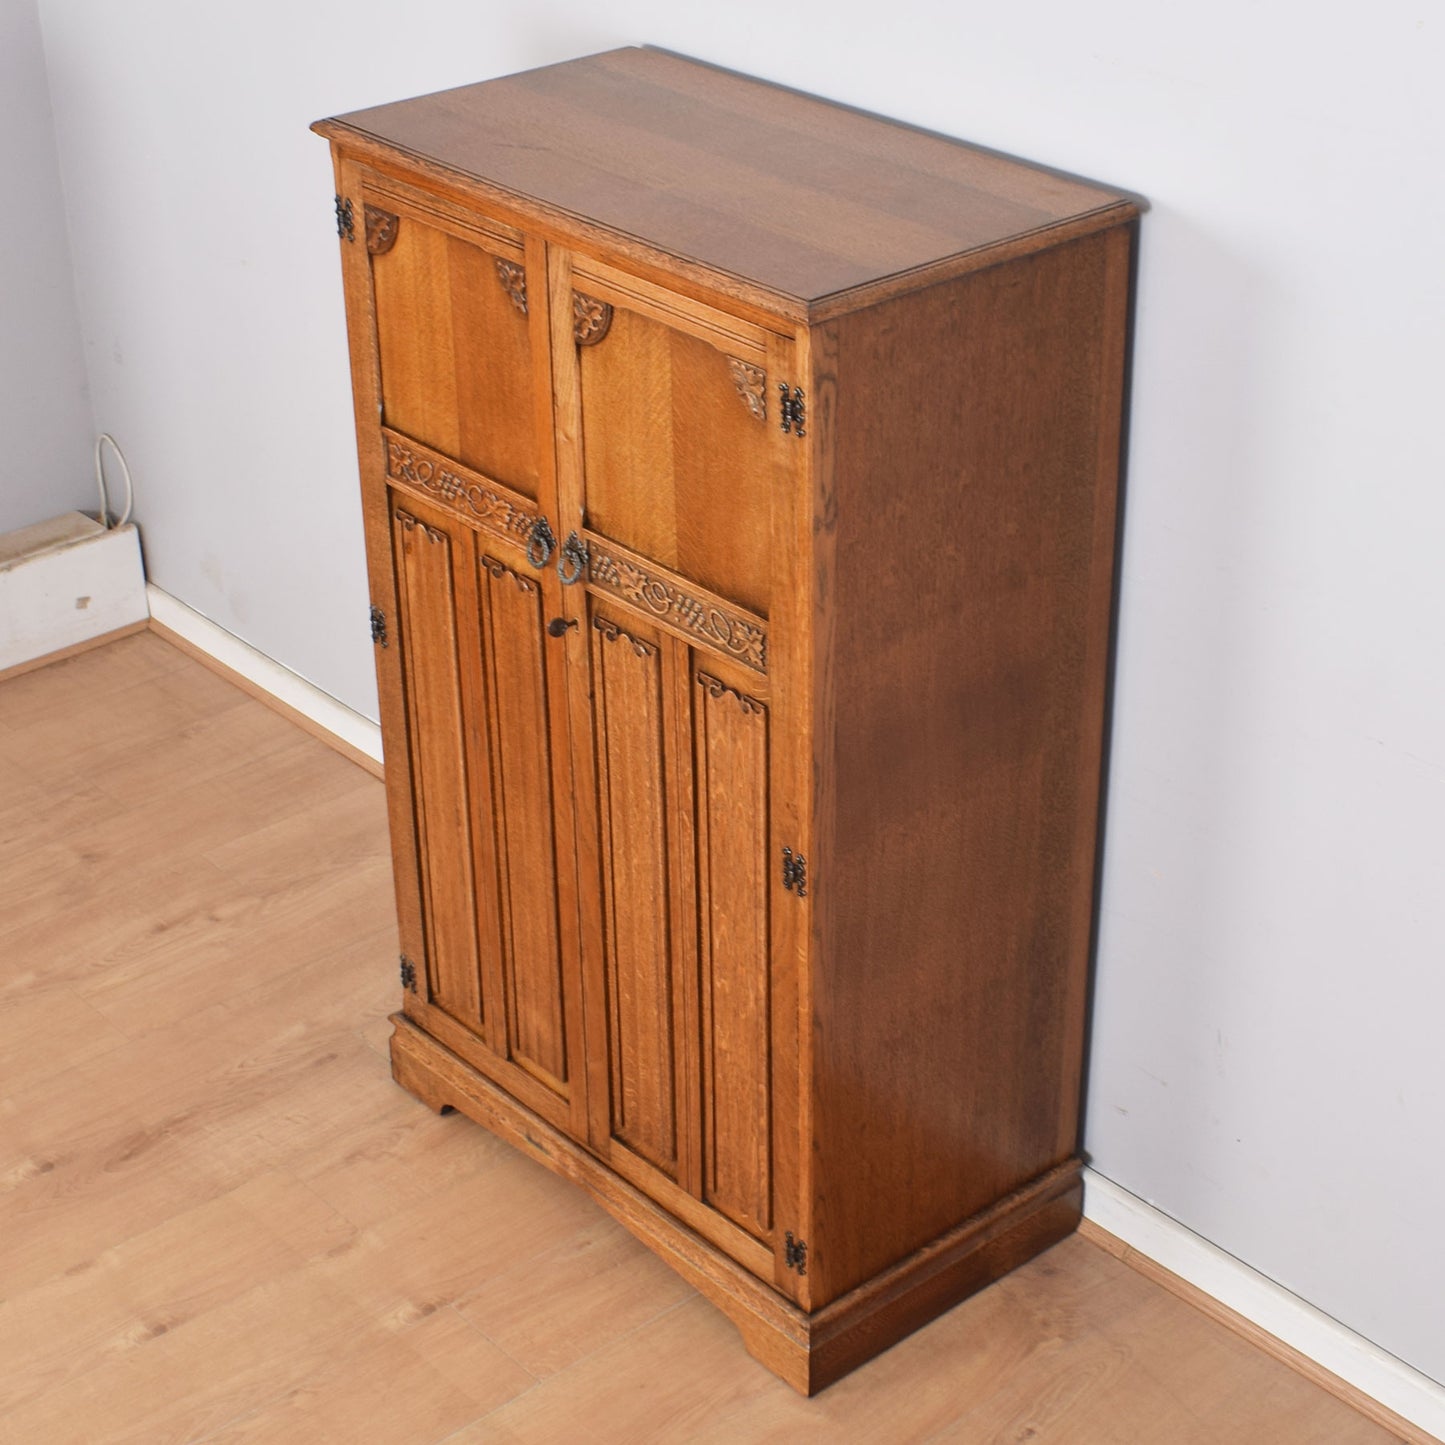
(384, 429), (539, 551)
(391, 503), (484, 1031)
(479, 553), (570, 1094)
(589, 612), (678, 1176)
(586, 533), (767, 675)
(575, 304), (776, 614)
(370, 210), (541, 498)
(694, 668), (772, 1240)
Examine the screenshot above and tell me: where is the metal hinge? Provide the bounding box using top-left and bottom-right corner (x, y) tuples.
(784, 1232), (808, 1275)
(777, 383), (806, 438)
(399, 955), (418, 993)
(782, 847), (808, 898)
(370, 605), (387, 648)
(335, 194), (355, 242)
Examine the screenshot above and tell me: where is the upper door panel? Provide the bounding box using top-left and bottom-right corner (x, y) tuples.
(568, 263), (792, 621)
(366, 188), (541, 500)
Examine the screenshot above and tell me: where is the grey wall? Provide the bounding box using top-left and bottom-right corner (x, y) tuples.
(29, 0), (1445, 1386)
(0, 0), (92, 533)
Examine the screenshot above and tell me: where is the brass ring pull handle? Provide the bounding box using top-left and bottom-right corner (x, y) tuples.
(526, 516), (556, 569)
(557, 531), (588, 586)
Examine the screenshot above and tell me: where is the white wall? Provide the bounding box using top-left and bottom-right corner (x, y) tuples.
(0, 0), (92, 534)
(34, 0), (1445, 1386)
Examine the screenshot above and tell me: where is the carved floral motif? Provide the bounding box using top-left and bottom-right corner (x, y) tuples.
(726, 358), (766, 422)
(573, 292), (613, 346)
(494, 259), (528, 314)
(386, 437), (537, 546)
(365, 205), (399, 255)
(587, 544), (767, 674)
(696, 671), (766, 715)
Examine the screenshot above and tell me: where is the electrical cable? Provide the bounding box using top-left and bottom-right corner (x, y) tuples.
(94, 433), (134, 530)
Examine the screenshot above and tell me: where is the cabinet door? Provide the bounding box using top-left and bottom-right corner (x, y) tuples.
(360, 184), (588, 1136)
(387, 487), (584, 1132)
(551, 256), (805, 1282)
(584, 607), (777, 1268)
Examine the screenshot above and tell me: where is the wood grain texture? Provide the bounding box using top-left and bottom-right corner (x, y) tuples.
(588, 609), (678, 1175)
(332, 150), (431, 1023)
(576, 298), (776, 614)
(0, 634), (1414, 1441)
(477, 553), (569, 1093)
(388, 1018), (1083, 1396)
(1076, 1220), (1439, 1445)
(582, 530), (770, 677)
(807, 227), (1136, 1305)
(382, 428), (539, 550)
(694, 665), (773, 1243)
(0, 620), (149, 685)
(323, 58), (1150, 1393)
(318, 47), (1141, 311)
(764, 321), (814, 1308)
(391, 500), (484, 1025)
(145, 618), (384, 780)
(370, 205), (540, 497)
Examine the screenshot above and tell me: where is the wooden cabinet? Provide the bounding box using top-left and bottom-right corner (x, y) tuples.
(315, 47), (1142, 1394)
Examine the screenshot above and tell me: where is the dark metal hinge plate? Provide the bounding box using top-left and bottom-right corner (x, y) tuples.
(784, 1232), (808, 1274)
(370, 605), (387, 647)
(399, 955), (418, 993)
(335, 194), (356, 242)
(777, 384), (806, 438)
(782, 847), (808, 898)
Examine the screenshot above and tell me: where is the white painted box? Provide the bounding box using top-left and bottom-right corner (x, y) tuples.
(0, 513), (148, 672)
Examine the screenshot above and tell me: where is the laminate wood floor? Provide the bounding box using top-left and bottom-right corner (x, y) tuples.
(0, 633), (1412, 1443)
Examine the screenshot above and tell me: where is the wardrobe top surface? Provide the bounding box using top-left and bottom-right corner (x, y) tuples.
(317, 47), (1141, 309)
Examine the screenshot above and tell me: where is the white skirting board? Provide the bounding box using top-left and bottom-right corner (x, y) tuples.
(145, 584), (383, 766)
(135, 584), (1441, 1437)
(1084, 1170), (1445, 1438)
(0, 514), (149, 671)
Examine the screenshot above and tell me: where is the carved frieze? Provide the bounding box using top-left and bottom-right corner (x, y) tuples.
(365, 205), (400, 255)
(573, 292), (614, 346)
(494, 259), (528, 314)
(586, 542), (767, 674)
(727, 358), (767, 421)
(385, 435), (538, 548)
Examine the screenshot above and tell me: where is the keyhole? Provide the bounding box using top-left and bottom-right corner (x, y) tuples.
(546, 617), (578, 638)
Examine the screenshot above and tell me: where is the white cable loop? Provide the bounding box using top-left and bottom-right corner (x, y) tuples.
(94, 433), (134, 530)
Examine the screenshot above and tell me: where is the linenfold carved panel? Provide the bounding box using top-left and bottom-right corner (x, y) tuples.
(585, 539), (768, 675)
(385, 432), (539, 550)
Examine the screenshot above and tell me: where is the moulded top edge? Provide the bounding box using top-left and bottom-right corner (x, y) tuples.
(313, 48), (1143, 313)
